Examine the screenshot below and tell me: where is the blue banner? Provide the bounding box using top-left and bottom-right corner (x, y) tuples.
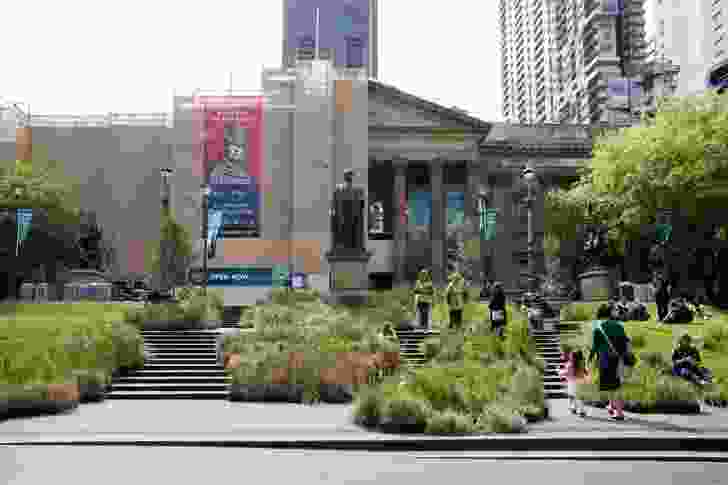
(409, 191), (432, 227)
(209, 175), (259, 238)
(447, 192), (465, 227)
(207, 267), (273, 287)
(16, 208), (32, 256)
(207, 210), (224, 242)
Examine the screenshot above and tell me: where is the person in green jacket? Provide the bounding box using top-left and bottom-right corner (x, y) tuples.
(413, 268), (434, 329)
(446, 267), (467, 330)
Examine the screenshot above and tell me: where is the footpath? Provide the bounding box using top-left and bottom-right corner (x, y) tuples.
(2, 398), (728, 452)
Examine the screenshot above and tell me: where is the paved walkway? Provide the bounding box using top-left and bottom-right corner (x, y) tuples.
(2, 399), (728, 439)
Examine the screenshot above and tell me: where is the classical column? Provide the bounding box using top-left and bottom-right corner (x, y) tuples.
(392, 160), (408, 287)
(464, 159), (481, 287)
(430, 158), (446, 287)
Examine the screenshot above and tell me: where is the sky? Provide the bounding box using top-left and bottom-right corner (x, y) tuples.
(1, 1), (502, 122)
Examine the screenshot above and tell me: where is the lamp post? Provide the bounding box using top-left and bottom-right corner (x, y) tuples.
(521, 164), (541, 294)
(201, 184), (211, 297)
(159, 168), (174, 294)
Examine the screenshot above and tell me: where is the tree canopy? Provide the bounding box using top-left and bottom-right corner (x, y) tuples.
(545, 89), (728, 251)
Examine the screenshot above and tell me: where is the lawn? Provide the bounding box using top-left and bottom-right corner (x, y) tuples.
(560, 301), (728, 404)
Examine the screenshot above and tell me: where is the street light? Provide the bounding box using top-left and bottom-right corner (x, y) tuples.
(159, 168), (174, 294)
(521, 163), (541, 294)
(201, 184), (211, 297)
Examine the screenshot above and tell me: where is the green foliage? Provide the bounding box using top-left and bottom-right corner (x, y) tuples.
(703, 321), (728, 352)
(147, 212), (193, 287)
(545, 91), (728, 263)
(560, 303), (596, 322)
(0, 309), (143, 386)
(425, 410), (476, 435)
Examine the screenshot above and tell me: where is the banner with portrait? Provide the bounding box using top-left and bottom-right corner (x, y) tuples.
(193, 95), (265, 239)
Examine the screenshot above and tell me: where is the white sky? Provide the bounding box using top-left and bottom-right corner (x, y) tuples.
(1, 1), (502, 122)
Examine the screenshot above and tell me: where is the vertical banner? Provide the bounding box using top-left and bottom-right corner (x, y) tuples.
(409, 191), (432, 227)
(16, 208), (32, 256)
(193, 95), (266, 239)
(447, 192), (465, 228)
(481, 208), (497, 241)
(16, 127), (32, 162)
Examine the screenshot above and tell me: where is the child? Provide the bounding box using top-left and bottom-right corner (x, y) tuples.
(560, 349), (591, 417)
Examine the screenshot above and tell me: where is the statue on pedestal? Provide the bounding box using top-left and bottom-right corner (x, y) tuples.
(330, 169), (365, 253)
(582, 224), (608, 270)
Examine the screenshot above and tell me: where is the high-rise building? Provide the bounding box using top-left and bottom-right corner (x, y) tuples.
(499, 0), (650, 125)
(644, 0), (721, 96)
(282, 0), (378, 79)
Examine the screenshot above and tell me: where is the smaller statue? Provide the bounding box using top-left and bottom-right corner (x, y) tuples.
(583, 224), (608, 269)
(368, 201), (385, 234)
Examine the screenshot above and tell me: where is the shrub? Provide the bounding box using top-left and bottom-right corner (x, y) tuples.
(639, 351), (671, 374)
(381, 393), (433, 431)
(629, 327), (648, 349)
(475, 402), (527, 434)
(654, 375), (700, 402)
(425, 410), (475, 435)
(703, 322), (728, 352)
(353, 389), (386, 427)
(561, 304), (594, 322)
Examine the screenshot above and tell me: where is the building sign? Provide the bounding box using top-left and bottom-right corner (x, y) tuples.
(209, 176), (259, 238)
(207, 267), (273, 287)
(286, 0), (369, 69)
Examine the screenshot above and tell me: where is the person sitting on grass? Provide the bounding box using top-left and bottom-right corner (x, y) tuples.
(672, 333), (713, 386)
(663, 293), (694, 324)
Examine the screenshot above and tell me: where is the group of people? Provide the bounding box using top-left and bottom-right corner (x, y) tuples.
(654, 275), (711, 323)
(412, 267), (508, 334)
(560, 304), (714, 420)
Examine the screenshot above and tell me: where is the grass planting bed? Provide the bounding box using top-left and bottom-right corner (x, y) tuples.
(0, 302), (145, 420)
(560, 302), (728, 413)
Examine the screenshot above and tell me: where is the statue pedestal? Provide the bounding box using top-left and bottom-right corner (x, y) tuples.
(578, 267), (612, 302)
(326, 249), (372, 306)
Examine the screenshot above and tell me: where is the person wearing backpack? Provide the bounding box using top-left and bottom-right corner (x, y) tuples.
(446, 267), (467, 331)
(589, 304), (636, 421)
(413, 268), (434, 329)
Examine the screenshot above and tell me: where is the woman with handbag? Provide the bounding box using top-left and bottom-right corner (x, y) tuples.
(489, 282), (507, 337)
(589, 304), (635, 421)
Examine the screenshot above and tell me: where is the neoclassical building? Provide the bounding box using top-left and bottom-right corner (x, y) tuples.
(1, 71), (595, 304)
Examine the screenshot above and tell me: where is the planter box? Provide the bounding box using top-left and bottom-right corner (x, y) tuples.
(229, 384), (304, 403)
(78, 381), (106, 403)
(0, 384), (80, 420)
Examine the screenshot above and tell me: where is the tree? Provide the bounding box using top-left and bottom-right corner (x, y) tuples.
(146, 212), (193, 291)
(545, 90), (728, 302)
(76, 210), (117, 273)
(0, 154), (81, 299)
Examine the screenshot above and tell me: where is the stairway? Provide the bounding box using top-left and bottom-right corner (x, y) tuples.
(108, 330), (229, 399)
(222, 306), (244, 330)
(396, 329), (440, 368)
(533, 319), (585, 399)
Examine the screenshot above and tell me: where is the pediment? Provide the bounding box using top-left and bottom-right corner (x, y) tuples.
(368, 80), (491, 132)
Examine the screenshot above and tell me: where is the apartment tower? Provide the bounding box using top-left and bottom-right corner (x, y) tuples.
(499, 0), (649, 124)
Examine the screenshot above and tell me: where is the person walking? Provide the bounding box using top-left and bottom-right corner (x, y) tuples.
(489, 282), (507, 337)
(655, 275), (670, 322)
(446, 267), (467, 330)
(413, 268), (434, 330)
(560, 349), (591, 417)
(589, 304), (634, 421)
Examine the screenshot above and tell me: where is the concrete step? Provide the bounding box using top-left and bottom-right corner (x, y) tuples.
(115, 376), (231, 384)
(111, 383), (229, 392)
(545, 391), (569, 399)
(142, 363), (223, 370)
(133, 369), (228, 377)
(107, 390), (229, 399)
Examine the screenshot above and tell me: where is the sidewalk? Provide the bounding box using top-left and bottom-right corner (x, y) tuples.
(2, 399), (728, 449)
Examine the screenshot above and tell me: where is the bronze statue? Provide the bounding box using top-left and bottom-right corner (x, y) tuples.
(331, 169), (365, 252)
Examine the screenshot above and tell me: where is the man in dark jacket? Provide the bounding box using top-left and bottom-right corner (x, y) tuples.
(488, 282), (507, 337)
(655, 275), (670, 321)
